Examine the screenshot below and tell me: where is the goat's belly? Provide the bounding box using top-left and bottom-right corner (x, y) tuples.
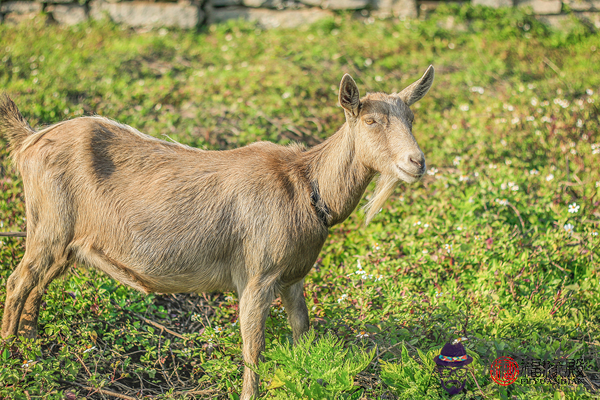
(142, 261), (237, 294)
(78, 244), (236, 294)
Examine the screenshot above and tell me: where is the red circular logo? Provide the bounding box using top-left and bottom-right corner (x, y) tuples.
(490, 357), (519, 386)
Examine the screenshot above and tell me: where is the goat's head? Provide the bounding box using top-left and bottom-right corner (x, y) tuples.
(339, 65), (434, 183)
(338, 66), (435, 224)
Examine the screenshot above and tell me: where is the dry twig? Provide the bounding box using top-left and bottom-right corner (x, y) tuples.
(59, 380), (137, 400)
(130, 310), (186, 340)
(0, 231), (26, 237)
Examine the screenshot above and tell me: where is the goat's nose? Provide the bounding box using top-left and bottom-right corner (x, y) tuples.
(409, 155), (423, 168)
(407, 152), (425, 172)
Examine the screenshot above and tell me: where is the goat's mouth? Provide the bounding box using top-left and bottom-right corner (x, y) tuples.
(395, 164), (424, 183)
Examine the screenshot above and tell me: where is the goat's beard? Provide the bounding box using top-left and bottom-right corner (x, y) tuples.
(362, 173), (400, 226)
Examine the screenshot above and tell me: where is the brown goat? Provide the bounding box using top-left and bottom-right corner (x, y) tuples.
(0, 66), (434, 399)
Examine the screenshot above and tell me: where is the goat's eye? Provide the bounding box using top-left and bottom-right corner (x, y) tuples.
(365, 118), (376, 125)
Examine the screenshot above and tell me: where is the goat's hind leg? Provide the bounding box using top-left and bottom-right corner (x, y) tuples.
(281, 279), (309, 344)
(1, 247), (69, 339)
(17, 255), (70, 338)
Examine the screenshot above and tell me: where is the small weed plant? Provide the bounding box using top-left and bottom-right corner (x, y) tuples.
(380, 345), (440, 399)
(257, 329), (375, 399)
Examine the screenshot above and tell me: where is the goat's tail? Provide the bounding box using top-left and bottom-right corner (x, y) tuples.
(0, 94), (35, 154)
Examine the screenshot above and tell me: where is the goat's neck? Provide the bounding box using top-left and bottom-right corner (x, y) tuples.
(303, 123), (375, 226)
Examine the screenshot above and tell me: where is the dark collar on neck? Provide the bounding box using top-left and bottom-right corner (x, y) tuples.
(310, 180), (332, 228)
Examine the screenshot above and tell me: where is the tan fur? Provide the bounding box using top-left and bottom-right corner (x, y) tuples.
(0, 67), (433, 400)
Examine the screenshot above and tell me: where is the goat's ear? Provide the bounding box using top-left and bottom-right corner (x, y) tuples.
(339, 74), (360, 119)
(397, 65), (435, 106)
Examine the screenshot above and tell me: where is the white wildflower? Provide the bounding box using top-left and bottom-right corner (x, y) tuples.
(529, 169), (539, 175)
(546, 174), (554, 181)
(427, 167), (439, 176)
(568, 203), (580, 214)
(554, 98), (569, 108)
(452, 337), (468, 345)
(564, 223), (574, 235)
(459, 104), (470, 112)
(453, 156), (462, 166)
(470, 86), (484, 94)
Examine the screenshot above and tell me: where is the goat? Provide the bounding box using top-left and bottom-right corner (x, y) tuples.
(0, 66), (434, 399)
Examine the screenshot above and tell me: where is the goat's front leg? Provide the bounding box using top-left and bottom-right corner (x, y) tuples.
(238, 278), (275, 400)
(281, 280), (309, 344)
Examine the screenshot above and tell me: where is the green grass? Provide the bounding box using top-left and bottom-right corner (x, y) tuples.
(1, 5), (600, 399)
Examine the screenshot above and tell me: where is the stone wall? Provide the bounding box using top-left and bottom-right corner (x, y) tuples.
(472, 0), (600, 28)
(0, 0), (598, 29)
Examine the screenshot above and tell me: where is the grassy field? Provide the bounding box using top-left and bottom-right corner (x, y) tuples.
(1, 5), (600, 399)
